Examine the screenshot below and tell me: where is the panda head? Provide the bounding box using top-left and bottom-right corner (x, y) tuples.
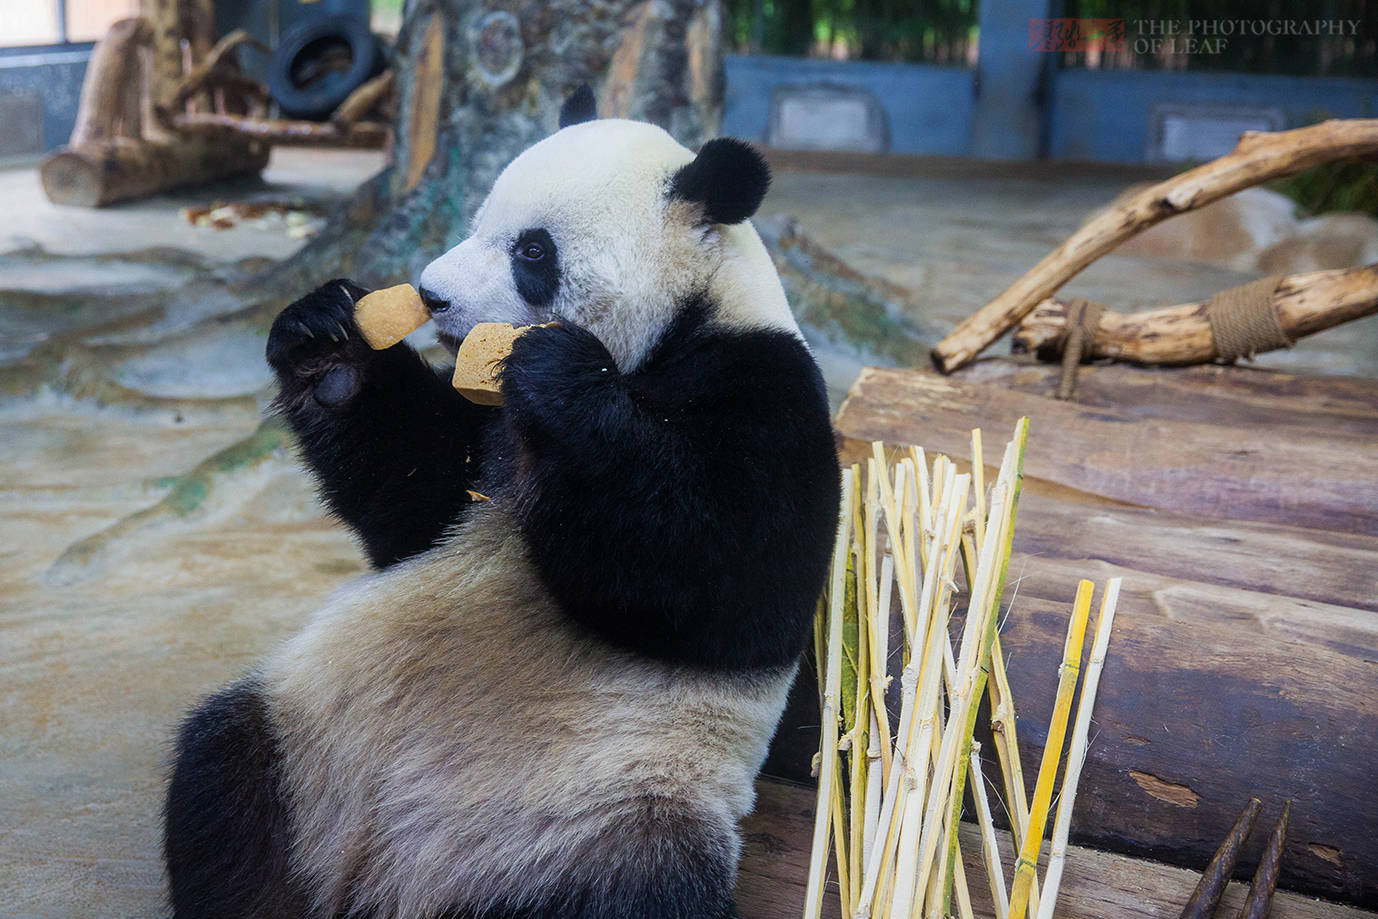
(418, 88), (797, 370)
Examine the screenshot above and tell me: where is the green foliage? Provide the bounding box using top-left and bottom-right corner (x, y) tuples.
(1271, 161), (1378, 218)
(723, 0), (976, 63)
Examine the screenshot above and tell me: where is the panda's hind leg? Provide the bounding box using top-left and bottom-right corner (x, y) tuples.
(448, 807), (741, 919)
(164, 678), (307, 919)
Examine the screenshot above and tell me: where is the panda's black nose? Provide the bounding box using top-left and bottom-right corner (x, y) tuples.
(419, 286), (451, 314)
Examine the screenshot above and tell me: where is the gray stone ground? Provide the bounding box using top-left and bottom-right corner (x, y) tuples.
(2, 148), (1376, 918)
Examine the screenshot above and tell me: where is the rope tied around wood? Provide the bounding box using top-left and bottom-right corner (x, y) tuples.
(1207, 275), (1291, 363)
(1055, 298), (1104, 401)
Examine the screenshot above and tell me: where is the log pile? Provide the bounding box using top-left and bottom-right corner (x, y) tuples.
(785, 359), (1378, 909)
(40, 6), (268, 207)
(40, 3), (393, 207)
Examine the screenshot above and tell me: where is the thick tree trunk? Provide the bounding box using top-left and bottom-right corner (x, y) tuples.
(271, 0), (723, 291)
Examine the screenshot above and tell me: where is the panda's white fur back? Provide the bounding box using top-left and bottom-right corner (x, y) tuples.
(262, 500), (795, 918)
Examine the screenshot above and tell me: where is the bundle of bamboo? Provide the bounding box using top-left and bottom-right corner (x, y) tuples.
(803, 422), (1122, 919)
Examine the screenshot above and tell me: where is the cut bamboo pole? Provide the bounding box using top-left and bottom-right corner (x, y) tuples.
(1007, 579), (1095, 919)
(932, 119), (1378, 372)
(942, 421), (1029, 914)
(813, 425), (1099, 919)
(1036, 578), (1121, 919)
(970, 745), (1010, 919)
(803, 467), (855, 919)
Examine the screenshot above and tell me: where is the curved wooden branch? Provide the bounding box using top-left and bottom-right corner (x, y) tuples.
(332, 70), (395, 128)
(1010, 265), (1378, 366)
(932, 119), (1378, 373)
(164, 29), (270, 113)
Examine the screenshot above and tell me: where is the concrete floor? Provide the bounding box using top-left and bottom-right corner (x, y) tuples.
(2, 146), (1377, 918)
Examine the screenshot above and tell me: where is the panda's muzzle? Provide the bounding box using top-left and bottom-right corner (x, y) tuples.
(418, 286), (451, 314)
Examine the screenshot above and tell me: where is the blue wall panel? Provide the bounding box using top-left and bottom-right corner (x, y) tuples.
(724, 54), (975, 157)
(1049, 69), (1378, 162)
(0, 47), (91, 155)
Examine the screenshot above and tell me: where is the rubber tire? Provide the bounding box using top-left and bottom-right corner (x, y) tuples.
(267, 16), (381, 121)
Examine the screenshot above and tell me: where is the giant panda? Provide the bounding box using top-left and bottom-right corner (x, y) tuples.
(164, 87), (841, 919)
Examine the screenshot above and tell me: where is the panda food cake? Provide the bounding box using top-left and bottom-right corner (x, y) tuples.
(164, 87), (841, 919)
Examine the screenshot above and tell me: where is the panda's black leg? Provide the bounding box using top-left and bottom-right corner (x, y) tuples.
(267, 280), (498, 568)
(164, 679), (308, 919)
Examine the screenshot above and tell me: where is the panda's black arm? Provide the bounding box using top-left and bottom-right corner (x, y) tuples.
(267, 281), (497, 568)
(501, 311), (841, 672)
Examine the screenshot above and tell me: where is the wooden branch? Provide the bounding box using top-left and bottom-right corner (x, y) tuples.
(40, 137), (269, 207)
(164, 29), (270, 113)
(1010, 266), (1378, 366)
(333, 71), (395, 128)
(69, 17), (152, 146)
(932, 119), (1378, 373)
(170, 113), (389, 149)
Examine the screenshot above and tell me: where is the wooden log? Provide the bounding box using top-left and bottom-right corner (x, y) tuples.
(738, 779), (1377, 919)
(955, 362), (1378, 438)
(1010, 266), (1378, 366)
(824, 364), (1378, 906)
(170, 113), (388, 149)
(834, 367), (1378, 534)
(931, 120), (1378, 373)
(68, 17), (151, 146)
(40, 137), (269, 208)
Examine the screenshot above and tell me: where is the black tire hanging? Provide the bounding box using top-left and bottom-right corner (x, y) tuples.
(267, 16), (382, 121)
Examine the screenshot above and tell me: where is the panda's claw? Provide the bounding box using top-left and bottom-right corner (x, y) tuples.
(296, 321), (314, 339)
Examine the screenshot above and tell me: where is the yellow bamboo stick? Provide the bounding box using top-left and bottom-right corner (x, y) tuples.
(1006, 579), (1095, 919)
(1037, 578), (1121, 919)
(803, 467), (856, 919)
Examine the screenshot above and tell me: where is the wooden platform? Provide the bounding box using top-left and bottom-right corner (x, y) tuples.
(757, 360), (1378, 913)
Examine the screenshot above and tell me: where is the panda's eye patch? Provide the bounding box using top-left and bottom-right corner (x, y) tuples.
(510, 228), (560, 308)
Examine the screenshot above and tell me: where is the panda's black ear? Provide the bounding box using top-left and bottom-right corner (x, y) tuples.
(668, 138), (771, 225)
(559, 84), (597, 129)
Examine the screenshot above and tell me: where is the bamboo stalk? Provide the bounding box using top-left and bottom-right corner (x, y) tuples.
(907, 427), (1026, 916)
(965, 539), (1039, 917)
(941, 421), (1029, 914)
(858, 474), (967, 918)
(969, 744), (1010, 919)
(1007, 578), (1095, 919)
(803, 467), (855, 919)
(1037, 577), (1121, 919)
(861, 553), (894, 869)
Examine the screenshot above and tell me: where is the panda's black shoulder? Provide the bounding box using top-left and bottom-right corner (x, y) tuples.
(632, 295), (830, 416)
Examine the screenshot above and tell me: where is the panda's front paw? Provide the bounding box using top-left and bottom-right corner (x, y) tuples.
(500, 322), (619, 425)
(267, 279), (373, 409)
